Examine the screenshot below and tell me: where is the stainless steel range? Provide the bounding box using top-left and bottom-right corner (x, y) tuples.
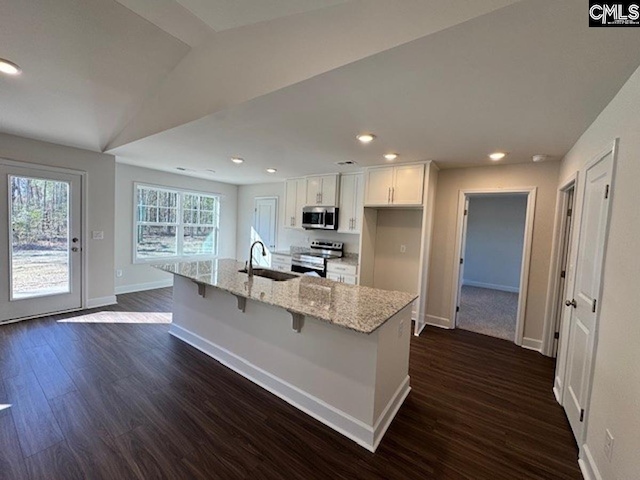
(291, 240), (343, 277)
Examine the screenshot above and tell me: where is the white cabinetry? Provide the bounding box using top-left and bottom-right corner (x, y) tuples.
(338, 173), (363, 234)
(284, 178), (306, 229)
(364, 164), (424, 206)
(306, 174), (339, 206)
(327, 261), (358, 285)
(270, 254), (292, 272)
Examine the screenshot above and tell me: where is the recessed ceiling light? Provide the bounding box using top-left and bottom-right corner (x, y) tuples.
(231, 157), (244, 164)
(0, 58), (22, 76)
(266, 168), (277, 174)
(489, 152), (507, 161)
(356, 133), (376, 144)
(384, 153), (398, 161)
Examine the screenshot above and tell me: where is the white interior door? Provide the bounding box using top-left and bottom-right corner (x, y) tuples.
(454, 196), (470, 327)
(0, 163), (83, 322)
(253, 197), (277, 267)
(553, 187), (576, 403)
(562, 149), (614, 441)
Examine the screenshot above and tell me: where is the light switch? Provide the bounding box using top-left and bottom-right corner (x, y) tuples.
(92, 230), (104, 240)
(400, 245), (407, 253)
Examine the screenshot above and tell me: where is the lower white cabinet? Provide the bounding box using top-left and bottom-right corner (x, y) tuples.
(270, 254), (292, 272)
(327, 272), (357, 285)
(326, 261), (358, 285)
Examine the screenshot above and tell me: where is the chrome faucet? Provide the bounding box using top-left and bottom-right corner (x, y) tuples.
(248, 240), (267, 279)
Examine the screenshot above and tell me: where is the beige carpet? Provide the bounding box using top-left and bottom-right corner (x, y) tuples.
(457, 286), (518, 341)
(58, 311), (172, 324)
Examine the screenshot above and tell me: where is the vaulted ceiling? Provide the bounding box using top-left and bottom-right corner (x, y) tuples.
(2, 0), (640, 184)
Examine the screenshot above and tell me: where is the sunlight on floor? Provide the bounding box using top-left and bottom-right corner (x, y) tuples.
(57, 311), (172, 324)
(0, 404), (11, 412)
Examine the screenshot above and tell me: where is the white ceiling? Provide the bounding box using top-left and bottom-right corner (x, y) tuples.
(111, 0), (640, 184)
(175, 0), (352, 32)
(0, 0), (190, 152)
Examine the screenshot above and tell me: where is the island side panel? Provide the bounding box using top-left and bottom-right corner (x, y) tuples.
(372, 305), (412, 445)
(170, 275), (378, 430)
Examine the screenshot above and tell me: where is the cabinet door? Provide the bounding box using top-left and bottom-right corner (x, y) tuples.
(320, 175), (338, 206)
(306, 176), (322, 205)
(294, 178), (307, 228)
(284, 179), (298, 228)
(352, 173), (364, 231)
(365, 167), (393, 205)
(327, 272), (341, 282)
(338, 174), (355, 233)
(341, 274), (358, 285)
(392, 164), (424, 205)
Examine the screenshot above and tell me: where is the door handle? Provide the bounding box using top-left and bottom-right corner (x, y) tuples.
(565, 299), (577, 308)
(71, 247), (79, 252)
(72, 237), (79, 243)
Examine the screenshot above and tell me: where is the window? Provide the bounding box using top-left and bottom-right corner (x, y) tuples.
(135, 184), (220, 262)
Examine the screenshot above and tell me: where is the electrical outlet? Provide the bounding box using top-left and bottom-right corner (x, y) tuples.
(400, 245), (407, 254)
(398, 320), (404, 338)
(116, 269), (123, 278)
(604, 429), (614, 461)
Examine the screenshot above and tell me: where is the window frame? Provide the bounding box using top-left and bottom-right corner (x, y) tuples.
(133, 182), (221, 264)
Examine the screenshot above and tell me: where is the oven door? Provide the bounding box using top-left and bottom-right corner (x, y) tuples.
(291, 260), (326, 277)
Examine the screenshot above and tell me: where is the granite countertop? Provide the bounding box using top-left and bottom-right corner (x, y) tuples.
(155, 259), (415, 334)
(327, 255), (359, 267)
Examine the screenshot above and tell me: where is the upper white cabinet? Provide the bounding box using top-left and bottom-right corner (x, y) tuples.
(306, 174), (339, 206)
(364, 164), (425, 206)
(284, 178), (306, 229)
(338, 173), (363, 234)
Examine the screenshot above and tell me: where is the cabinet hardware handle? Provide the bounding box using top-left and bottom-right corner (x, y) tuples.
(388, 187), (391, 203)
(392, 187), (395, 203)
(565, 299), (577, 308)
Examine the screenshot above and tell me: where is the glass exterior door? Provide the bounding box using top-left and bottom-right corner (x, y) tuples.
(1, 163), (82, 322)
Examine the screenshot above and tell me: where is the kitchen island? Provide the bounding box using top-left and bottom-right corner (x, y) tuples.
(155, 259), (416, 452)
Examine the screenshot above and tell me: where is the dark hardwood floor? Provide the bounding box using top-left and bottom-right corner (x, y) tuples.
(0, 288), (581, 479)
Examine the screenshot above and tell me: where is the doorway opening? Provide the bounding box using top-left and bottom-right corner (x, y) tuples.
(251, 196), (278, 267)
(451, 188), (537, 346)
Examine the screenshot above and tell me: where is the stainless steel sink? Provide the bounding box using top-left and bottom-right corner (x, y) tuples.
(238, 268), (297, 282)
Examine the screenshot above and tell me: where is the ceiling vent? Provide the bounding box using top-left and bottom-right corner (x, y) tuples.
(335, 160), (358, 166)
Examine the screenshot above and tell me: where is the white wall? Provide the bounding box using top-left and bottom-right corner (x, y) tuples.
(558, 64), (640, 480)
(463, 195), (527, 292)
(114, 163), (238, 293)
(236, 182), (360, 261)
(0, 133), (116, 305)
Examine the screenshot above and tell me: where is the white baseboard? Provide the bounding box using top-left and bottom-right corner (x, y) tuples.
(521, 337), (543, 352)
(462, 280), (519, 293)
(169, 324), (409, 452)
(115, 278), (173, 295)
(579, 444), (603, 480)
(86, 295), (117, 309)
(553, 386), (561, 404)
(414, 321), (427, 336)
(425, 314), (452, 329)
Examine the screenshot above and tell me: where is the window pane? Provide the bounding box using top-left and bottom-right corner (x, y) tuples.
(183, 194), (195, 210)
(136, 225), (177, 258)
(183, 227), (216, 255)
(201, 196), (214, 210)
(10, 176), (70, 299)
(199, 210), (213, 225)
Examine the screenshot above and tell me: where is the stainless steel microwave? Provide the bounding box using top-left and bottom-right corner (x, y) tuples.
(302, 206), (338, 230)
